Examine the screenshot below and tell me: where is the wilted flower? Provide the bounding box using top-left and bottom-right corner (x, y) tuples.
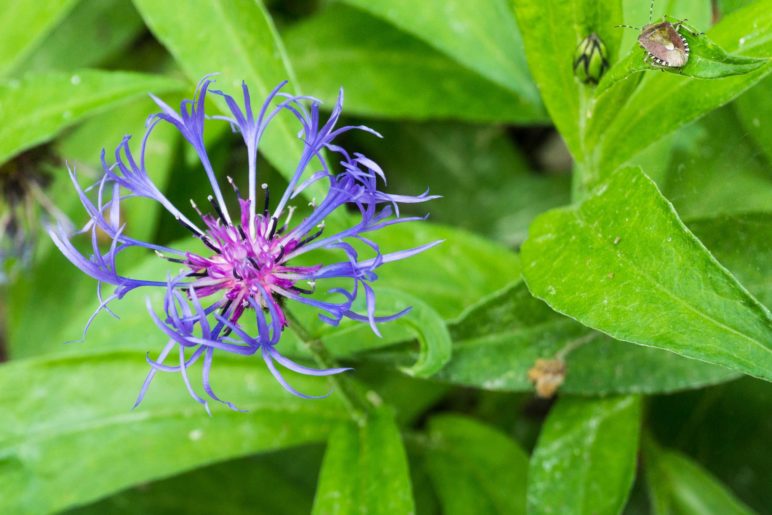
(1, 148), (72, 283)
(49, 77), (438, 410)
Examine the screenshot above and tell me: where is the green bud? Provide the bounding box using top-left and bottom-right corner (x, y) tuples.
(573, 33), (609, 85)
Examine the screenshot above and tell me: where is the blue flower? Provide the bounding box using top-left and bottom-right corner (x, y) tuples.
(49, 77), (438, 411)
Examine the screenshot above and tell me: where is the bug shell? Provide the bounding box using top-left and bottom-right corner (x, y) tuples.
(638, 22), (690, 67)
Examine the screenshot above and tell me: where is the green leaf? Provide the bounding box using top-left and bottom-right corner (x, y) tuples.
(372, 223), (519, 320)
(304, 288), (452, 378)
(0, 351), (347, 514)
(283, 4), (545, 124)
(0, 0), (78, 76)
(348, 121), (570, 246)
(380, 290), (452, 378)
(735, 75), (772, 163)
(132, 0), (327, 201)
(644, 438), (755, 515)
(15, 0), (145, 73)
(647, 378), (772, 511)
(71, 447), (322, 515)
(312, 408), (414, 514)
(521, 167), (772, 381)
(340, 0), (542, 116)
(588, 1), (772, 176)
(511, 0), (623, 159)
(423, 415), (528, 515)
(688, 213), (772, 307)
(436, 281), (739, 394)
(0, 70), (183, 166)
(660, 106), (772, 220)
(527, 396), (641, 515)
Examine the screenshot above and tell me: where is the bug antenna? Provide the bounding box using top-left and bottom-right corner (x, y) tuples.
(649, 0), (654, 23)
(615, 24), (640, 31)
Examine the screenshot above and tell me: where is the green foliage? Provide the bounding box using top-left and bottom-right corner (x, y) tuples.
(284, 5), (543, 124)
(422, 414), (528, 514)
(522, 167), (772, 380)
(0, 350), (347, 514)
(527, 396), (641, 514)
(587, 2), (772, 183)
(341, 0), (543, 118)
(312, 408), (414, 514)
(436, 281), (740, 394)
(643, 437), (755, 514)
(0, 0), (79, 76)
(0, 70), (183, 166)
(0, 0), (769, 512)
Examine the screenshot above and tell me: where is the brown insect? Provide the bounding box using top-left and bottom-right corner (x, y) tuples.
(617, 0), (701, 68)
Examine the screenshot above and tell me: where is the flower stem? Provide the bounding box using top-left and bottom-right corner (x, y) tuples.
(285, 310), (371, 424)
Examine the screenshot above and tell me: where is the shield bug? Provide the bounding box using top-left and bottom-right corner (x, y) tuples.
(617, 0), (701, 68)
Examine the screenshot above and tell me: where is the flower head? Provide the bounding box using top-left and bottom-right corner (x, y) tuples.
(50, 77), (438, 411)
(1, 147), (72, 283)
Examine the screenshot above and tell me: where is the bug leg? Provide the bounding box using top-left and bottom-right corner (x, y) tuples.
(668, 16), (703, 36)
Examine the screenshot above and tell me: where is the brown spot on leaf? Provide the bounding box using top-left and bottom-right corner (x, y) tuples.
(528, 358), (566, 398)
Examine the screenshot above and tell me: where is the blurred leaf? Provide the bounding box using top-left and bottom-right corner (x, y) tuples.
(132, 0), (329, 202)
(357, 364), (449, 426)
(348, 121), (570, 246)
(735, 76), (772, 163)
(0, 351), (347, 514)
(284, 5), (546, 123)
(660, 106), (772, 220)
(408, 453), (442, 515)
(423, 414), (528, 515)
(644, 437), (755, 515)
(647, 378), (772, 512)
(717, 0), (757, 16)
(521, 167), (772, 382)
(511, 0), (624, 159)
(527, 396), (641, 514)
(312, 407), (414, 514)
(340, 0), (542, 115)
(0, 70), (183, 166)
(0, 0), (78, 76)
(689, 213), (772, 307)
(435, 281), (739, 394)
(70, 446), (322, 515)
(16, 0), (145, 73)
(589, 1), (772, 177)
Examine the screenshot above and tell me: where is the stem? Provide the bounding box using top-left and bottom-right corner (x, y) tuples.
(285, 309), (371, 424)
(555, 331), (600, 360)
(0, 285), (7, 362)
(573, 87), (597, 202)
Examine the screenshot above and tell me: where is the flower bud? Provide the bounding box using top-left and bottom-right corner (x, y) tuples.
(573, 33), (609, 85)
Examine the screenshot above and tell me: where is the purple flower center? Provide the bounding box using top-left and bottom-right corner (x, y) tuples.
(183, 195), (322, 330)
